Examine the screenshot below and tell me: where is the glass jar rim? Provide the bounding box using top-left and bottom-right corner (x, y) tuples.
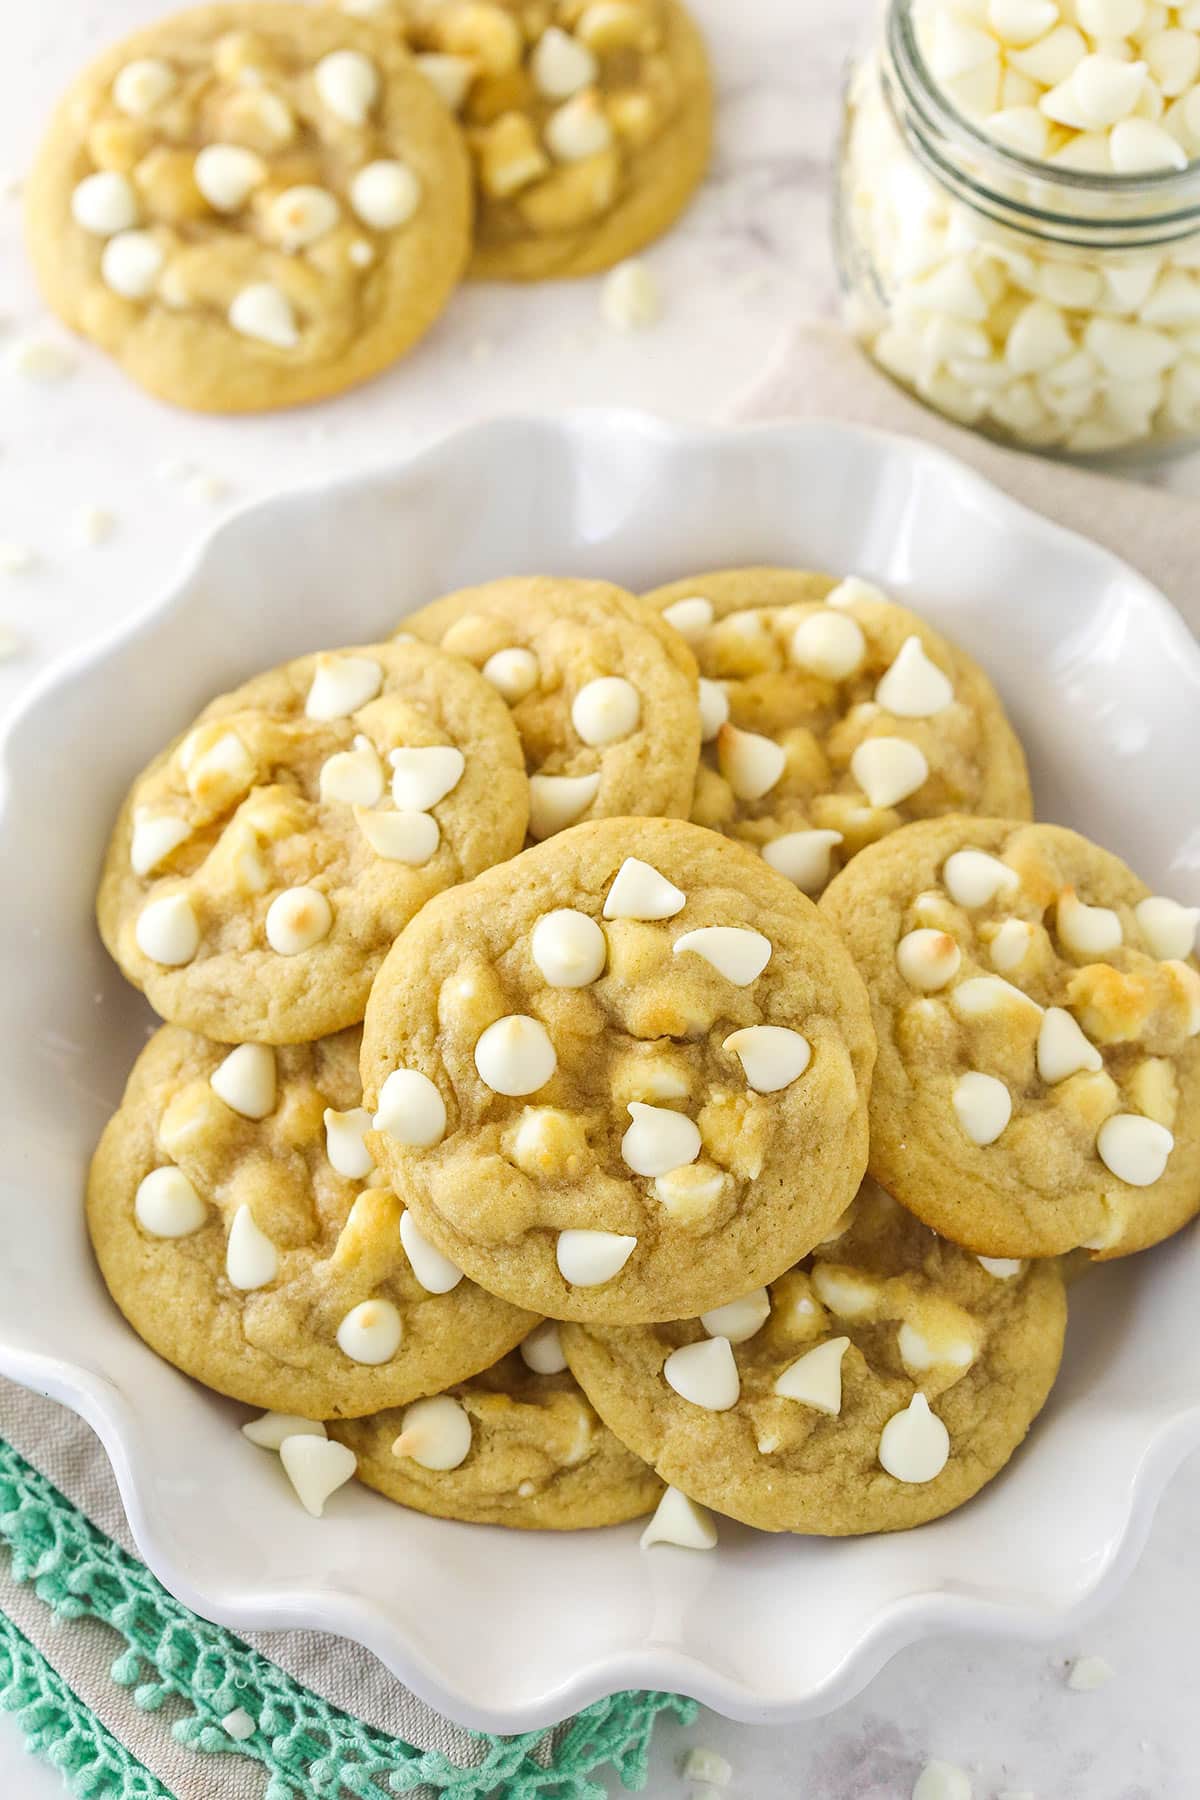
(886, 0), (1200, 246)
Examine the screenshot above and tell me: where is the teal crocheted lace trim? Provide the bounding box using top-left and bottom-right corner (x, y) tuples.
(0, 1437), (695, 1799)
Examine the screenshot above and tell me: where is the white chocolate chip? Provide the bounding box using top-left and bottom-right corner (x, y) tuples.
(672, 926), (771, 985)
(528, 771), (600, 839)
(762, 829), (843, 894)
(222, 1710), (257, 1743)
(229, 283), (299, 349)
(356, 808), (440, 864)
(135, 1166), (206, 1237)
(373, 1069), (446, 1147)
(242, 1412), (326, 1450)
(662, 1337), (740, 1410)
(520, 1320), (568, 1374)
(319, 736), (384, 806)
(392, 1395), (472, 1469)
(130, 810), (191, 877)
(699, 1288), (771, 1344)
(773, 1335), (850, 1413)
(621, 1101), (702, 1177)
(826, 576), (888, 609)
(101, 231), (165, 300)
(989, 919), (1035, 971)
(977, 1255), (1026, 1278)
(399, 1209), (463, 1293)
(1037, 1007), (1104, 1083)
(388, 745), (465, 810)
(1067, 1654), (1114, 1692)
(135, 892), (199, 966)
(337, 1297), (403, 1364)
(71, 171), (138, 236)
(600, 259), (661, 330)
(113, 58), (177, 117)
(912, 1761), (973, 1800)
(194, 144), (266, 212)
(660, 596), (714, 642)
(697, 679), (729, 742)
(790, 611), (866, 680)
(1111, 116), (1189, 171)
(556, 1227), (637, 1286)
(315, 49), (380, 124)
(898, 1324), (975, 1375)
(279, 1435), (356, 1517)
(482, 646), (538, 703)
(306, 655), (383, 720)
(1096, 1113), (1173, 1185)
(414, 53), (475, 111)
(722, 1025), (811, 1093)
(952, 1071), (1012, 1145)
(896, 928), (962, 992)
(943, 849), (1020, 909)
(545, 90), (614, 161)
(474, 1015), (557, 1096)
(717, 724), (786, 801)
(226, 1205), (279, 1290)
(350, 160), (421, 230)
(878, 1391), (950, 1483)
(212, 1044), (277, 1120)
(531, 25), (598, 97)
(531, 908), (607, 987)
(1136, 894), (1199, 960)
(184, 730), (254, 804)
(571, 676), (641, 746)
(1045, 53), (1147, 130)
(603, 857), (686, 920)
(324, 1106), (374, 1179)
(811, 1265), (878, 1317)
(850, 736), (929, 808)
(652, 1164), (728, 1218)
(265, 887), (332, 955)
(267, 185), (340, 251)
(7, 338), (76, 381)
(640, 1485), (718, 1550)
(950, 976), (1043, 1019)
(1056, 886), (1123, 956)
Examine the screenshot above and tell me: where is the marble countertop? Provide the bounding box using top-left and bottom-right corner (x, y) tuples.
(1, 1), (1196, 1795)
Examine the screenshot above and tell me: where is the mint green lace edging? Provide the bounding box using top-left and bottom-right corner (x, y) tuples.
(0, 1437), (695, 1800)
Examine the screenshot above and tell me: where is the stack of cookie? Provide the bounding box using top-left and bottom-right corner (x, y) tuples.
(26, 0), (712, 411)
(88, 568), (1200, 1542)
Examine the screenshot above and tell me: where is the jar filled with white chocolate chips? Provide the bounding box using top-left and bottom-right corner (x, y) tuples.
(836, 0), (1200, 457)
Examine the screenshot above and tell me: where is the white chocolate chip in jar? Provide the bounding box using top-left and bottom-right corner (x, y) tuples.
(373, 1068), (447, 1147)
(673, 926), (771, 985)
(531, 908), (607, 987)
(790, 611), (866, 680)
(399, 1209), (463, 1292)
(762, 830), (844, 894)
(622, 1102), (702, 1177)
(603, 857), (686, 920)
(306, 656), (383, 721)
(337, 1297), (403, 1364)
(226, 1204), (279, 1290)
(896, 928), (961, 992)
(315, 49), (380, 125)
(1096, 1112), (1174, 1185)
(350, 160), (421, 230)
(211, 1044), (277, 1120)
(392, 1395), (472, 1470)
(474, 1015), (557, 1096)
(136, 892), (200, 966)
(571, 676), (641, 746)
(265, 887), (332, 955)
(528, 772), (600, 839)
(699, 1288), (771, 1344)
(640, 1486), (718, 1550)
(388, 745), (465, 810)
(717, 724), (786, 801)
(662, 1336), (740, 1410)
(773, 1335), (850, 1413)
(556, 1228), (637, 1286)
(943, 850), (1019, 909)
(878, 1392), (950, 1483)
(324, 1106), (374, 1179)
(135, 1166), (207, 1237)
(850, 737), (929, 809)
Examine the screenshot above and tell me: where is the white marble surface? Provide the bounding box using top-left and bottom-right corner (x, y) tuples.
(1, 1), (1198, 1796)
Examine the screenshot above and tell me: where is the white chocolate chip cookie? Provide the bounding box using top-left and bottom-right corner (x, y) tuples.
(361, 816), (876, 1323)
(562, 1181), (1066, 1534)
(330, 1346), (661, 1526)
(821, 818), (1200, 1260)
(643, 567), (1033, 894)
(97, 637), (528, 1044)
(399, 576), (701, 839)
(87, 1025), (535, 1416)
(26, 3), (471, 411)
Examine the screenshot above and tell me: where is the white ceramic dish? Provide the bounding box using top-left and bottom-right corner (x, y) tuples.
(1, 412), (1198, 1735)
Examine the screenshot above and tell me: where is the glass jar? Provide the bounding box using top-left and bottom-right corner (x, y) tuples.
(835, 0), (1200, 458)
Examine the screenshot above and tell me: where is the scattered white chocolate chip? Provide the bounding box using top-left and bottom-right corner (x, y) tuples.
(1096, 1113), (1173, 1186)
(622, 1101), (702, 1177)
(790, 610), (867, 680)
(989, 918), (1035, 971)
(697, 678), (729, 741)
(481, 646), (538, 703)
(531, 908), (606, 987)
(1067, 1654), (1114, 1692)
(699, 1288), (770, 1344)
(194, 144), (265, 212)
(601, 259), (662, 330)
(774, 1335), (851, 1414)
(226, 1205), (279, 1290)
(414, 53), (475, 111)
(875, 636), (954, 716)
(71, 171), (138, 236)
(850, 736), (930, 808)
(324, 1107), (374, 1180)
(389, 745), (465, 810)
(532, 25), (598, 98)
(474, 1015), (557, 1096)
(660, 596), (714, 642)
(373, 1068), (446, 1147)
(912, 1762), (973, 1800)
(673, 925), (771, 985)
(943, 849), (1020, 909)
(556, 1228), (637, 1286)
(520, 1320), (568, 1374)
(1136, 894), (1199, 960)
(229, 283), (299, 349)
(572, 676), (641, 745)
(306, 655), (383, 721)
(350, 159), (421, 230)
(1056, 886), (1123, 956)
(662, 1337), (740, 1410)
(319, 736), (384, 806)
(878, 1392), (950, 1483)
(113, 58), (177, 117)
(762, 828), (843, 893)
(265, 887), (332, 955)
(315, 49), (380, 124)
(978, 1255), (1026, 1278)
(7, 338), (76, 381)
(400, 1210), (463, 1293)
(242, 1412), (326, 1450)
(950, 976), (1043, 1019)
(723, 1025), (811, 1093)
(135, 892), (199, 966)
(101, 231), (164, 299)
(129, 811), (190, 877)
(212, 1044), (277, 1120)
(717, 724), (786, 801)
(896, 928), (962, 992)
(1037, 1007), (1103, 1083)
(356, 808), (440, 864)
(279, 1435), (356, 1517)
(528, 771), (600, 838)
(337, 1297), (403, 1364)
(640, 1485), (718, 1550)
(603, 857), (686, 920)
(952, 1071), (1012, 1145)
(268, 184), (340, 251)
(222, 1709), (257, 1742)
(135, 1166), (206, 1237)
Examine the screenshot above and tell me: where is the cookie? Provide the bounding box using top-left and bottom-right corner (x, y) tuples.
(331, 1334), (661, 1526)
(642, 568), (1033, 897)
(820, 818), (1200, 1260)
(26, 3), (472, 412)
(361, 815), (876, 1323)
(399, 577), (701, 840)
(88, 1025), (535, 1417)
(97, 637), (528, 1044)
(333, 0), (711, 279)
(561, 1181), (1067, 1535)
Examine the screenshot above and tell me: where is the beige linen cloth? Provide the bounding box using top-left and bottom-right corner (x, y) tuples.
(2, 319), (1197, 1800)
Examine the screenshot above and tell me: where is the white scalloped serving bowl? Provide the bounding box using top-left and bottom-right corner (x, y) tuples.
(1, 412), (1198, 1734)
